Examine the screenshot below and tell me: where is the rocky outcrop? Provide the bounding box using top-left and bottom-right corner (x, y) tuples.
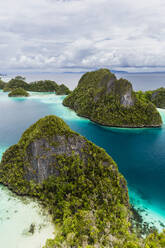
(0, 115), (130, 247)
(63, 68), (162, 128)
(25, 135), (86, 184)
(151, 88), (165, 108)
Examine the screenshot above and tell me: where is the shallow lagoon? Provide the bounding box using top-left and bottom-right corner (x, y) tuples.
(0, 90), (165, 247)
(0, 185), (54, 248)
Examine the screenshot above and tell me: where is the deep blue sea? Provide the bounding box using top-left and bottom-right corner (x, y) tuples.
(1, 72), (165, 247)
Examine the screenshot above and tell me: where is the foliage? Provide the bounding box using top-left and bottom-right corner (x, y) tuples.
(63, 69), (162, 127)
(56, 84), (71, 95)
(144, 230), (165, 248)
(0, 115), (165, 247)
(3, 87), (12, 92)
(28, 80), (59, 92)
(0, 78), (6, 89)
(0, 115), (131, 247)
(6, 77), (29, 90)
(8, 87), (29, 97)
(143, 88), (165, 109)
(19, 115), (74, 147)
(3, 76), (71, 95)
(15, 76), (26, 81)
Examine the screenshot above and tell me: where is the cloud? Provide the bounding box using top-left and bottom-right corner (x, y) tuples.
(0, 0), (165, 72)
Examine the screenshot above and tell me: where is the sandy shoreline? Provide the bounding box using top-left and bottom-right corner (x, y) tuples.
(0, 184), (55, 248)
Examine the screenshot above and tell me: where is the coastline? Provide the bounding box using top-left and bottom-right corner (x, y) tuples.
(0, 134), (55, 248)
(63, 102), (162, 129)
(0, 184), (55, 248)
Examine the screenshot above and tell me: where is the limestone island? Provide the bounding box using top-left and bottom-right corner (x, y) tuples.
(8, 87), (29, 97)
(1, 76), (71, 95)
(63, 69), (162, 128)
(56, 83), (71, 95)
(0, 115), (164, 247)
(143, 88), (165, 109)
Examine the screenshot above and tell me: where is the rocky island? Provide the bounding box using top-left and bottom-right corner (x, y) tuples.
(143, 88), (165, 109)
(8, 87), (29, 97)
(63, 69), (162, 128)
(0, 115), (130, 247)
(56, 83), (71, 95)
(0, 115), (164, 247)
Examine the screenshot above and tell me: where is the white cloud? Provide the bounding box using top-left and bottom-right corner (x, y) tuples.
(0, 0), (165, 72)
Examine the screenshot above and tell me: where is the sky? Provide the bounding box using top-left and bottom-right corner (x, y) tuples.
(0, 0), (165, 73)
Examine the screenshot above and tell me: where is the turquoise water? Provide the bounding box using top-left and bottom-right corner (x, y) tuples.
(0, 90), (165, 245)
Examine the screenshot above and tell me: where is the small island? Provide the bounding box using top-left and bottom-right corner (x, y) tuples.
(63, 69), (162, 128)
(2, 76), (71, 95)
(28, 80), (58, 92)
(143, 88), (165, 109)
(8, 87), (29, 97)
(0, 115), (130, 247)
(56, 83), (71, 95)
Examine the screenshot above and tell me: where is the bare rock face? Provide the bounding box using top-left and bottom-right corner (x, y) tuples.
(94, 71), (134, 107)
(25, 135), (86, 184)
(106, 78), (135, 107)
(121, 89), (134, 107)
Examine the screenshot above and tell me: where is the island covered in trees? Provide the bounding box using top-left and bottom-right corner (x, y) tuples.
(0, 115), (164, 247)
(139, 88), (165, 109)
(0, 76), (71, 95)
(8, 87), (29, 97)
(63, 69), (162, 128)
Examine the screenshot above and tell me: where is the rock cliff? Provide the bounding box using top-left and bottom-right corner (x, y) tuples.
(25, 134), (87, 184)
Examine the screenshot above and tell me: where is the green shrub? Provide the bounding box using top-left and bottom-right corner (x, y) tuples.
(8, 87), (29, 97)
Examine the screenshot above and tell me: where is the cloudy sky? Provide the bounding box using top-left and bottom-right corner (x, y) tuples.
(0, 0), (165, 72)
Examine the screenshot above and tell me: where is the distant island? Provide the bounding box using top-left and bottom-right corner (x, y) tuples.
(8, 87), (29, 97)
(0, 115), (164, 247)
(142, 88), (165, 109)
(0, 78), (6, 89)
(56, 83), (71, 95)
(63, 68), (162, 128)
(0, 76), (71, 95)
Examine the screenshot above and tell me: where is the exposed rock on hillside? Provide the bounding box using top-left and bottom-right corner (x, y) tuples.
(63, 69), (162, 127)
(0, 115), (130, 247)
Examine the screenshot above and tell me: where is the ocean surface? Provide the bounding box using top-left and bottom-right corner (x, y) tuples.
(1, 72), (165, 247)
